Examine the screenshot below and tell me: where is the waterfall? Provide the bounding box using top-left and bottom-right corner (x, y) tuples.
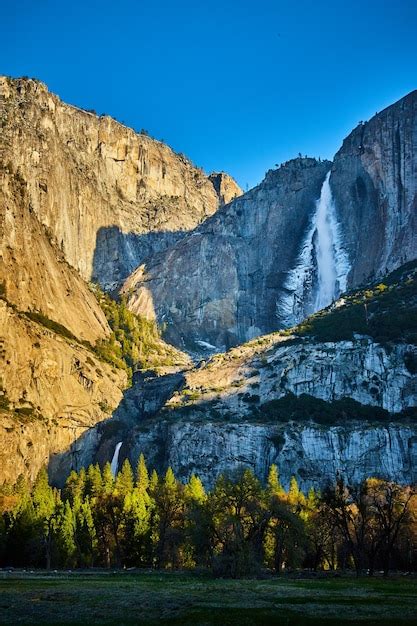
(314, 171), (349, 309)
(278, 171), (350, 326)
(110, 441), (123, 477)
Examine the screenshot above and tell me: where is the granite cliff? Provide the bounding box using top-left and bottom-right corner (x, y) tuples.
(1, 79), (417, 491)
(124, 158), (331, 350)
(0, 298), (127, 483)
(0, 76), (241, 289)
(331, 89), (417, 285)
(124, 91), (417, 351)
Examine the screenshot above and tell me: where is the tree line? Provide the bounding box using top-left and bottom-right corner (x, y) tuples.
(0, 458), (415, 577)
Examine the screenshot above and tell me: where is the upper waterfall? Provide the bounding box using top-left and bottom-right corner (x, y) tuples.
(314, 171), (348, 310)
(278, 171), (350, 327)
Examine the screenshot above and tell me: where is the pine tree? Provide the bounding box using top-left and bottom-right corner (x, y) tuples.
(153, 467), (184, 568)
(102, 462), (114, 495)
(86, 463), (102, 499)
(75, 497), (97, 567)
(267, 464), (285, 497)
(288, 476), (306, 509)
(56, 500), (76, 566)
(32, 467), (58, 569)
(115, 459), (134, 497)
(136, 453), (149, 492)
(184, 474), (206, 504)
(149, 469), (159, 492)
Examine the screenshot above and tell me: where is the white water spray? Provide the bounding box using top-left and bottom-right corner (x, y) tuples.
(314, 171), (345, 309)
(278, 171), (350, 326)
(110, 441), (123, 477)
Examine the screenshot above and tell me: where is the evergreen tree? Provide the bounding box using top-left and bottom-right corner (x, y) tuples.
(75, 498), (97, 567)
(136, 453), (149, 492)
(288, 476), (306, 509)
(102, 462), (114, 495)
(56, 500), (76, 566)
(184, 474), (206, 504)
(32, 467), (58, 569)
(85, 464), (102, 499)
(267, 464), (285, 497)
(115, 459), (134, 497)
(153, 467), (185, 568)
(149, 469), (159, 492)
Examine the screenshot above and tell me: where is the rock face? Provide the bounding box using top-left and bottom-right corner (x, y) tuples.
(172, 338), (417, 415)
(124, 91), (417, 350)
(0, 121), (130, 486)
(49, 367), (187, 485)
(0, 300), (126, 484)
(0, 169), (110, 344)
(208, 172), (243, 206)
(128, 420), (417, 491)
(0, 76), (241, 485)
(124, 158), (331, 350)
(111, 330), (417, 490)
(332, 90), (417, 285)
(2, 78), (417, 493)
(0, 76), (241, 289)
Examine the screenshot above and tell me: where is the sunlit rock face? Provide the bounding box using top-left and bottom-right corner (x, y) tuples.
(0, 300), (126, 485)
(208, 172), (243, 206)
(0, 76), (241, 289)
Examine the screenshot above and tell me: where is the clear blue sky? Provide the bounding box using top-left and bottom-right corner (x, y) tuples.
(2, 0), (417, 189)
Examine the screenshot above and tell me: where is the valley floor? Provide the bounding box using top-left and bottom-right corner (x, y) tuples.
(0, 571), (416, 625)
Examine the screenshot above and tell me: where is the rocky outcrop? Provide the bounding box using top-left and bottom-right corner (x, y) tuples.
(48, 367), (187, 485)
(331, 90), (417, 285)
(208, 172), (242, 206)
(0, 300), (126, 483)
(119, 332), (417, 490)
(128, 419), (417, 491)
(78, 264), (417, 490)
(53, 301), (417, 489)
(0, 76), (241, 288)
(124, 158), (331, 350)
(170, 337), (417, 415)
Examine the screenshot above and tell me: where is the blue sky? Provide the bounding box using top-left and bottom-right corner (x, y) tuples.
(2, 0), (417, 189)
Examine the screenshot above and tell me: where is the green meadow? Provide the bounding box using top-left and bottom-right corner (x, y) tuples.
(0, 571), (416, 625)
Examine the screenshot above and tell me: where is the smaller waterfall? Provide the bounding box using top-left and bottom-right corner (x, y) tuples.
(110, 441), (123, 477)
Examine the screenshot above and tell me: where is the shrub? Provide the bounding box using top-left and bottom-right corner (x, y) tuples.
(294, 260), (417, 345)
(25, 310), (77, 341)
(256, 393), (393, 424)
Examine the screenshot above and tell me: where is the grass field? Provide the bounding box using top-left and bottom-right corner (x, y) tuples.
(0, 571), (416, 625)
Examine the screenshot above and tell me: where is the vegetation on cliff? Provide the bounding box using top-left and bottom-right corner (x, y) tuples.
(93, 286), (188, 378)
(255, 393), (417, 425)
(0, 280), (187, 387)
(0, 458), (415, 577)
(295, 261), (417, 344)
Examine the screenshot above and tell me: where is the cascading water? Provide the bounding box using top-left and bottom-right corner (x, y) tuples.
(278, 171), (350, 327)
(314, 171), (347, 309)
(110, 441), (123, 477)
